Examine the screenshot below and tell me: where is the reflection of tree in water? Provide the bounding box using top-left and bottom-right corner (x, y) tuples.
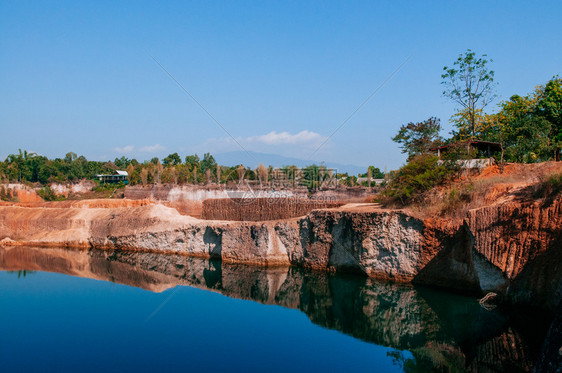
(388, 345), (466, 373)
(0, 246), (547, 371)
(7, 270), (35, 278)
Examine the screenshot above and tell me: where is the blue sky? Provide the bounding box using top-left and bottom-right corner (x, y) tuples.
(1, 1), (561, 170)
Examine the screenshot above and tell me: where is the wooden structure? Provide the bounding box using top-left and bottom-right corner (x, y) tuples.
(431, 140), (502, 158)
(95, 170), (129, 185)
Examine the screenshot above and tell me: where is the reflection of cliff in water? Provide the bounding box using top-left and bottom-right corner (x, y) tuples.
(0, 246), (544, 372)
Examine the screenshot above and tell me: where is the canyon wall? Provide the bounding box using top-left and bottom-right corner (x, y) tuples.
(124, 184), (371, 202)
(201, 198), (344, 221)
(468, 198), (562, 312)
(0, 183), (43, 203)
(124, 184), (233, 201)
(49, 180), (96, 196)
(124, 185), (308, 217)
(0, 203), (441, 278)
(0, 196), (560, 312)
(124, 184), (372, 217)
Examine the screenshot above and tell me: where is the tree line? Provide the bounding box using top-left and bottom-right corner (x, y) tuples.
(0, 149), (385, 189)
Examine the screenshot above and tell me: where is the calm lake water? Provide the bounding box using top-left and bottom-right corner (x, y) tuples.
(0, 246), (547, 372)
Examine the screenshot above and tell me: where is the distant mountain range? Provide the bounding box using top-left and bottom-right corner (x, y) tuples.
(214, 151), (367, 176)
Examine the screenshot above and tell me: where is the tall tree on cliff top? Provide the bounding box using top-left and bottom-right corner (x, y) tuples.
(184, 154), (200, 171)
(199, 153), (217, 173)
(493, 94), (552, 163)
(483, 77), (562, 162)
(392, 117), (443, 160)
(162, 152), (181, 166)
(535, 77), (562, 160)
(442, 50), (496, 139)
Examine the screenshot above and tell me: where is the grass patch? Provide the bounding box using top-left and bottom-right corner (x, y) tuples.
(534, 172), (562, 200)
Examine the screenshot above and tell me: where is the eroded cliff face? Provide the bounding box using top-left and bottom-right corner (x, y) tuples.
(0, 195), (560, 312)
(468, 199), (561, 279)
(0, 203), (301, 266)
(0, 204), (439, 279)
(294, 209), (431, 280)
(467, 198), (562, 312)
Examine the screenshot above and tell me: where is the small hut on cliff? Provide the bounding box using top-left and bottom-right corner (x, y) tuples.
(95, 170), (129, 184)
(430, 140), (502, 159)
(430, 140), (502, 170)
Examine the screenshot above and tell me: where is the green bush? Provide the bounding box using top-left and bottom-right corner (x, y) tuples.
(382, 154), (458, 205)
(37, 186), (65, 201)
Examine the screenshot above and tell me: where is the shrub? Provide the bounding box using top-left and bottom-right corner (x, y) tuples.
(37, 186), (64, 201)
(382, 154), (458, 205)
(534, 172), (562, 199)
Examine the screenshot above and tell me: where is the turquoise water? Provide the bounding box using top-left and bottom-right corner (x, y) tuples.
(0, 247), (545, 372)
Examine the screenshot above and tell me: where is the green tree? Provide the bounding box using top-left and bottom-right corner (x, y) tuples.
(442, 50), (496, 138)
(199, 153), (217, 174)
(392, 117), (443, 160)
(37, 185), (62, 201)
(449, 108), (486, 140)
(504, 116), (551, 163)
(368, 166), (385, 179)
(5, 149), (31, 181)
(487, 79), (561, 163)
(162, 152), (182, 166)
(113, 156), (130, 169)
(64, 152), (77, 163)
(535, 77), (562, 160)
(176, 164), (190, 183)
(184, 154), (200, 170)
(302, 164), (329, 191)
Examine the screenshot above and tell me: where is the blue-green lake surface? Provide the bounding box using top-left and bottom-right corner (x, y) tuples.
(0, 246), (546, 372)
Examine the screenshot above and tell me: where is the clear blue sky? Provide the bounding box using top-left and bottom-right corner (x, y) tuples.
(1, 1), (561, 170)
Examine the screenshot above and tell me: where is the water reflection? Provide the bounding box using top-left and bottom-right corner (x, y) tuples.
(0, 246), (544, 372)
(6, 269), (35, 278)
